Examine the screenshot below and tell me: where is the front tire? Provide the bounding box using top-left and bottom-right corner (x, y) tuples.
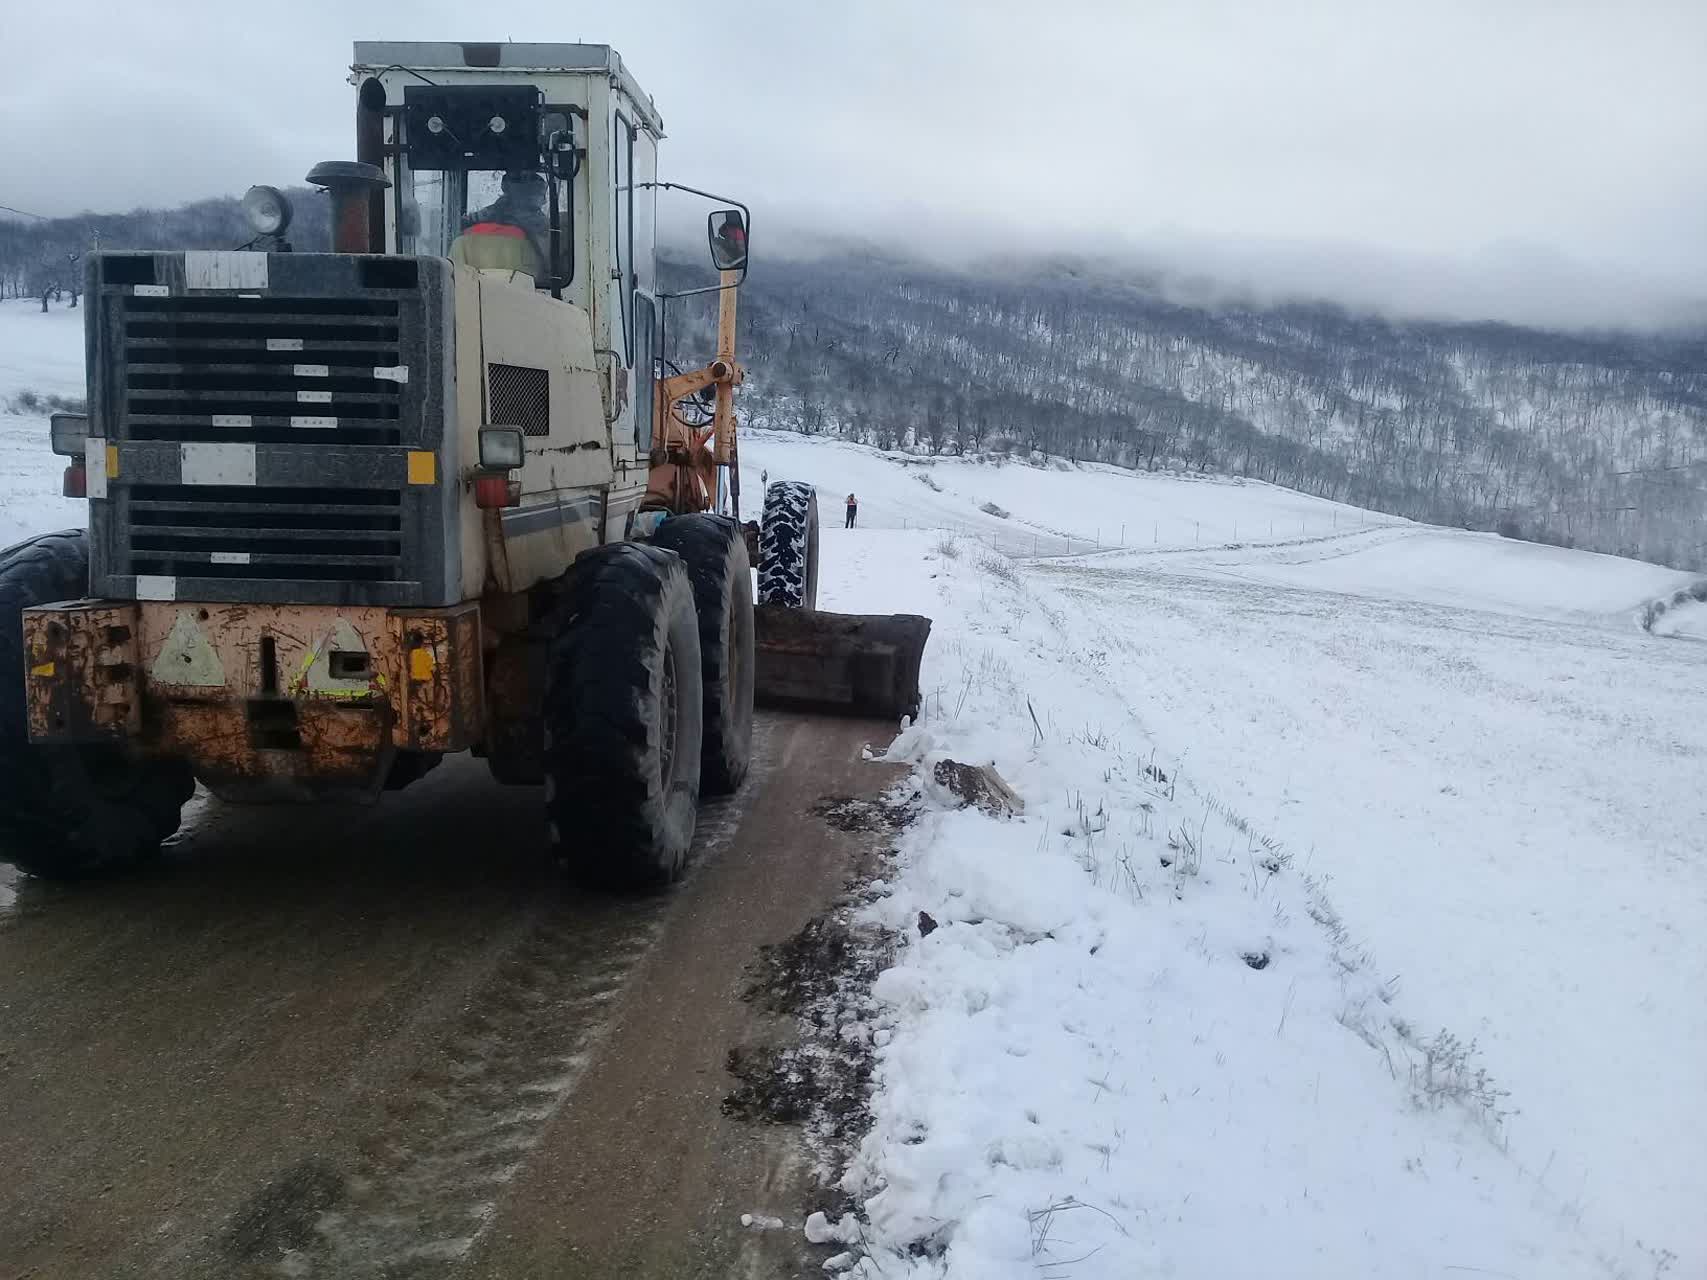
(650, 514), (755, 796)
(757, 481), (820, 609)
(544, 543), (703, 889)
(0, 530), (194, 880)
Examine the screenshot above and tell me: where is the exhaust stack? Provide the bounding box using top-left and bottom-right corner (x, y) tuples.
(305, 161), (390, 255)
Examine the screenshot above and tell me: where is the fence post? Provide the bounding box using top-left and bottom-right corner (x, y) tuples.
(1195, 521), (1200, 544)
(1120, 523), (1126, 545)
(1154, 522), (1158, 546)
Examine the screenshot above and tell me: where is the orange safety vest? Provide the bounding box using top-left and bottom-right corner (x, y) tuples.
(449, 221), (545, 278)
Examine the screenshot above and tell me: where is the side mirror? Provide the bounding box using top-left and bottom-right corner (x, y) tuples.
(707, 209), (749, 275)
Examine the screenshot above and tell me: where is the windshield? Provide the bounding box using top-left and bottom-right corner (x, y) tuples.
(397, 165), (563, 285)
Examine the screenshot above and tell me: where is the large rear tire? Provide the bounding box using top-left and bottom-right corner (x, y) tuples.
(650, 514), (755, 795)
(0, 530), (194, 880)
(757, 481), (820, 610)
(544, 543), (703, 890)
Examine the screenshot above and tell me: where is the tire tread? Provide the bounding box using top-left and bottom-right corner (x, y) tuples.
(0, 530), (193, 879)
(543, 543), (702, 889)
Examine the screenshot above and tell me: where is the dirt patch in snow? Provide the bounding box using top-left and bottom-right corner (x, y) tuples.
(743, 911), (889, 1019)
(721, 802), (908, 1190)
(813, 791), (921, 833)
(723, 1042), (855, 1128)
(721, 907), (892, 1165)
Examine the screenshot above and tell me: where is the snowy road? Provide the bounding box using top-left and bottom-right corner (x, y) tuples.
(0, 714), (901, 1279)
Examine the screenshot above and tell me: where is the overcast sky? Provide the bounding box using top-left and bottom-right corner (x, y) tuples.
(4, 0), (1704, 328)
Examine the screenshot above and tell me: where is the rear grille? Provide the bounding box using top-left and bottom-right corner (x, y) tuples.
(125, 484), (403, 583)
(123, 296), (404, 445)
(89, 255), (453, 608)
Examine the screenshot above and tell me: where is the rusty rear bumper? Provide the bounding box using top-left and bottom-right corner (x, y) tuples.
(23, 600), (483, 793)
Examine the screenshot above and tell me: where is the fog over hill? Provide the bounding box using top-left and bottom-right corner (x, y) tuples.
(664, 249), (1707, 569)
(3, 196), (1702, 568)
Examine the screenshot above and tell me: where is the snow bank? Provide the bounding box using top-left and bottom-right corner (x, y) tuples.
(802, 529), (1613, 1278)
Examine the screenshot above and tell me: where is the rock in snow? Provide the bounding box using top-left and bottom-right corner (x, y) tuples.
(929, 758), (1024, 817)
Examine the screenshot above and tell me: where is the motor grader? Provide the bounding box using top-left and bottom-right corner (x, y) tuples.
(0, 41), (928, 889)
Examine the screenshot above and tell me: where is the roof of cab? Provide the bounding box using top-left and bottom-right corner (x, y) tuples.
(351, 41), (663, 135)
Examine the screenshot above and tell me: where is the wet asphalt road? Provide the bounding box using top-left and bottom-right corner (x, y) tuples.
(0, 712), (901, 1280)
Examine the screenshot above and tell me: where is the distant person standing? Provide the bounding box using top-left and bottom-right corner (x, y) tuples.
(845, 493), (858, 528)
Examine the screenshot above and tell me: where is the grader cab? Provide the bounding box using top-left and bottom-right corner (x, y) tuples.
(0, 42), (928, 890)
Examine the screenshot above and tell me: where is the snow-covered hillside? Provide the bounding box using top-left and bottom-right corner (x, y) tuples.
(741, 428), (1398, 557)
(736, 436), (1703, 1277)
(666, 252), (1707, 568)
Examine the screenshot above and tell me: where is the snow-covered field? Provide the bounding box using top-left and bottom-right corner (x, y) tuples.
(4, 296), (1701, 1276)
(742, 427), (1400, 557)
(0, 297), (84, 403)
(0, 299), (86, 543)
(737, 436), (1704, 1277)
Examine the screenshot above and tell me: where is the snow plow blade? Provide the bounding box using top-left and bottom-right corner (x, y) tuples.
(754, 606), (932, 721)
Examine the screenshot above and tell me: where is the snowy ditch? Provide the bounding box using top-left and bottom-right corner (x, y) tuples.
(769, 531), (1626, 1279)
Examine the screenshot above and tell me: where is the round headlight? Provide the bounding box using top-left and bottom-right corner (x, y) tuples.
(488, 115), (507, 134)
(242, 185), (292, 237)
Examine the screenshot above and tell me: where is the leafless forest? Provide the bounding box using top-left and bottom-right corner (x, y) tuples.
(5, 197), (1702, 567)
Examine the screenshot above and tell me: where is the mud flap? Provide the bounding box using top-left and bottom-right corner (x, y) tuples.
(753, 606), (931, 721)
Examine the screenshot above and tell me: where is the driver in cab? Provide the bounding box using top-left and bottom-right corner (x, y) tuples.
(711, 211), (746, 270)
(449, 170), (548, 281)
